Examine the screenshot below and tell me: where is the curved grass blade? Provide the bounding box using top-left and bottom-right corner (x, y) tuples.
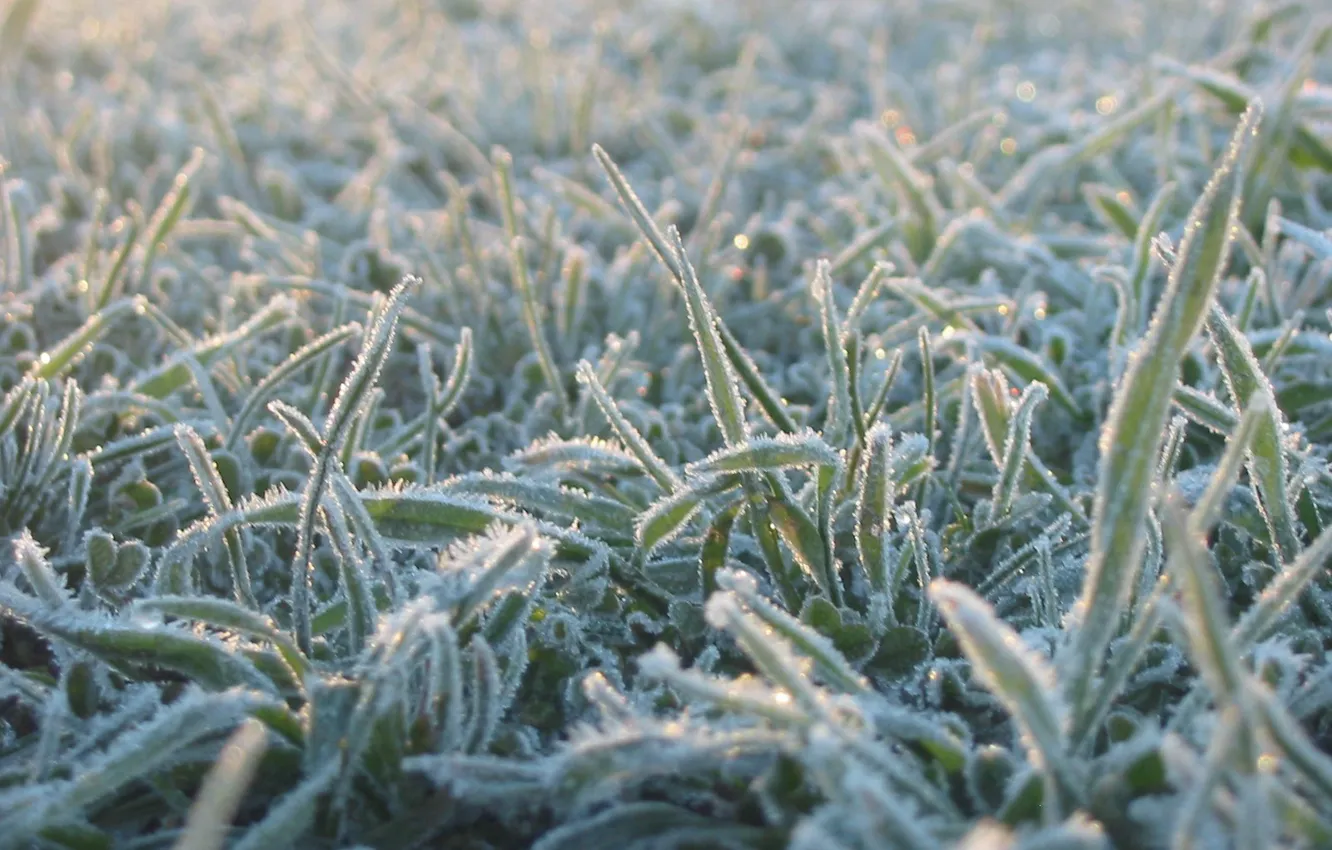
(576, 360), (680, 493)
(130, 595), (310, 684)
(27, 297), (141, 380)
(174, 718), (269, 850)
(444, 472), (637, 531)
(665, 226), (748, 446)
(637, 476), (736, 553)
(175, 424), (256, 607)
(138, 148), (205, 292)
(225, 322), (361, 451)
(814, 259), (852, 445)
(931, 579), (1080, 800)
(1063, 102), (1262, 714)
(3, 592), (274, 694)
(132, 299), (293, 400)
(991, 382), (1048, 521)
(1127, 182), (1177, 336)
(685, 430), (839, 478)
(723, 571), (867, 694)
(1205, 304), (1302, 563)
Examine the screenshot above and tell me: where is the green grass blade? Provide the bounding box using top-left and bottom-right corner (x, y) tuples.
(931, 579), (1080, 800)
(1063, 102), (1262, 713)
(1205, 304), (1302, 563)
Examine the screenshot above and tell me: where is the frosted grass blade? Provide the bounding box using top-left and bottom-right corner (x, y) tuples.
(1160, 494), (1248, 715)
(931, 579), (1080, 799)
(843, 261), (892, 334)
(27, 297), (140, 380)
(506, 233), (569, 420)
(1191, 390), (1270, 533)
(1063, 103), (1262, 713)
(856, 423), (894, 595)
(815, 259), (852, 445)
(992, 383), (1048, 521)
(1128, 182), (1177, 335)
(1233, 522), (1332, 648)
(637, 477), (736, 553)
(175, 424), (256, 607)
(717, 320), (798, 434)
(576, 360), (680, 492)
(685, 431), (839, 477)
(666, 226), (748, 446)
(591, 144), (683, 280)
(139, 148), (205, 292)
(1173, 384), (1239, 434)
(858, 123), (942, 263)
(130, 595), (310, 683)
(1205, 304), (1301, 563)
(14, 530), (65, 607)
(3, 593), (274, 693)
(721, 571), (867, 694)
(225, 323), (361, 451)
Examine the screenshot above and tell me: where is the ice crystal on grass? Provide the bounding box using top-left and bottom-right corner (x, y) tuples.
(3, 1), (1332, 848)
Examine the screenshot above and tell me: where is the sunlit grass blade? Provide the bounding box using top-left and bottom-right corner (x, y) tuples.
(842, 261), (892, 334)
(720, 570), (867, 694)
(636, 476), (739, 553)
(14, 530), (66, 608)
(1063, 102), (1262, 713)
(131, 298), (292, 400)
(174, 719), (269, 850)
(591, 144), (683, 280)
(28, 296), (140, 380)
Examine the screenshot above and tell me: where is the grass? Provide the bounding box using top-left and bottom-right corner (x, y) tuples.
(2, 0), (1332, 848)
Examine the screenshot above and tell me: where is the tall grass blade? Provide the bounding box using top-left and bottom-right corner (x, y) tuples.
(1063, 102), (1262, 713)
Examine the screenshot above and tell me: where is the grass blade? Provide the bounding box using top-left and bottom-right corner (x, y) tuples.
(1062, 102), (1262, 713)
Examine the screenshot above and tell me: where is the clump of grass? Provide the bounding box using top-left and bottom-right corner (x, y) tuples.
(2, 1), (1332, 848)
